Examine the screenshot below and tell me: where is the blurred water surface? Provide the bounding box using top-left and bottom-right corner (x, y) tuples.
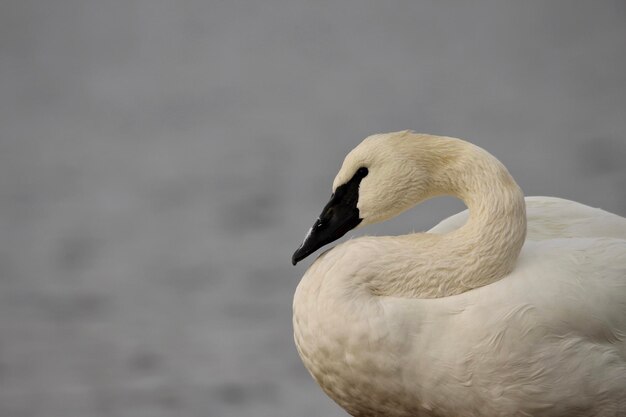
(1, 1), (625, 416)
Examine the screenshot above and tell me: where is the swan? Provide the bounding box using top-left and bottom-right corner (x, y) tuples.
(291, 131), (626, 417)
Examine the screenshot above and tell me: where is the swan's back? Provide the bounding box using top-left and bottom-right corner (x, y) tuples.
(430, 197), (626, 240)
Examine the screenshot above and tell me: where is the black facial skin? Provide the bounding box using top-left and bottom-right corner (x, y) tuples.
(292, 167), (368, 265)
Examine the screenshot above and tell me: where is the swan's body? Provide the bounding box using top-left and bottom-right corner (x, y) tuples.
(292, 132), (626, 417)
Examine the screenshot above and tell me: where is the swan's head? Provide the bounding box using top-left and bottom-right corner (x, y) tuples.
(292, 131), (455, 265)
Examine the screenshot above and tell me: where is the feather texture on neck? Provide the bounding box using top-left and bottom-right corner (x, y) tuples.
(343, 135), (527, 299)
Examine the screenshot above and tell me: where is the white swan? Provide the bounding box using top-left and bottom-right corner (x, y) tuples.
(291, 131), (626, 417)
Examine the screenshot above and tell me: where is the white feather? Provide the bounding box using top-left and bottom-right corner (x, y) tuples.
(293, 132), (626, 417)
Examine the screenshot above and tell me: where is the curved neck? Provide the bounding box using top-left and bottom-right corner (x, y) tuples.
(367, 141), (527, 299)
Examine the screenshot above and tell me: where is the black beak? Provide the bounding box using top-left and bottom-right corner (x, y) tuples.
(292, 167), (368, 265)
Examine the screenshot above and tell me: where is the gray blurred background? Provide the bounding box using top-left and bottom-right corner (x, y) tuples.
(1, 1), (625, 416)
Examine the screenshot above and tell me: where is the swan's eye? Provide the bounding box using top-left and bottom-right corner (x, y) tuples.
(356, 167), (369, 177)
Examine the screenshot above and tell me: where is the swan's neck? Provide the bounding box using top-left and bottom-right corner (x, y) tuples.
(368, 142), (527, 298)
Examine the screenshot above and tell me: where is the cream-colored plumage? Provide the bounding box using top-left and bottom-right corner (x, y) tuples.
(293, 131), (626, 417)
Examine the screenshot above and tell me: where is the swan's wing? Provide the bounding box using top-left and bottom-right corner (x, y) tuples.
(524, 196), (626, 240)
(428, 196), (626, 240)
(383, 237), (626, 414)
